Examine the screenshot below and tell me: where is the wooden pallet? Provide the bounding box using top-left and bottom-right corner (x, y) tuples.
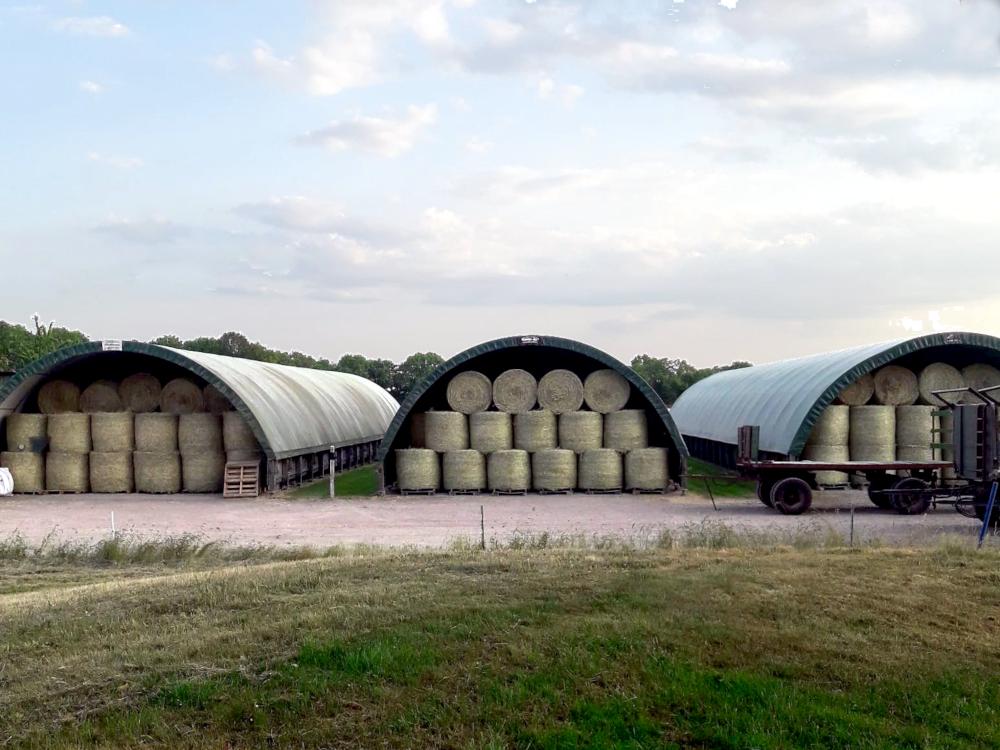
(630, 488), (667, 495)
(492, 489), (528, 496)
(584, 488), (623, 495)
(401, 488), (437, 496)
(448, 489), (482, 496)
(537, 488), (573, 495)
(224, 461), (260, 498)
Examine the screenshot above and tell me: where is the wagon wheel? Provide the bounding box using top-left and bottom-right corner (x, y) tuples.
(891, 477), (931, 515)
(756, 478), (776, 508)
(867, 473), (894, 509)
(770, 477), (813, 515)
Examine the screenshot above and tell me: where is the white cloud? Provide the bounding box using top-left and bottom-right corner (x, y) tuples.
(534, 76), (584, 105)
(87, 152), (143, 169)
(93, 218), (189, 244)
(295, 105), (438, 157)
(53, 16), (129, 37)
(79, 80), (104, 94)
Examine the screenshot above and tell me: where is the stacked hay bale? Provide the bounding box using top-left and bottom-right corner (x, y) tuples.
(1, 414), (47, 493)
(134, 413), (181, 493)
(46, 413), (90, 492)
(161, 378), (205, 414)
(803, 405), (850, 486)
(179, 413), (225, 492)
(90, 413), (134, 492)
(961, 364), (1000, 404)
(119, 373), (161, 412)
(222, 411), (263, 464)
(849, 406), (896, 463)
(896, 406), (935, 463)
(80, 381), (123, 413)
(37, 380), (80, 414)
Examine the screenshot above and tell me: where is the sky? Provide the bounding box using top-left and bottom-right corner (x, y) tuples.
(2, 0), (1000, 367)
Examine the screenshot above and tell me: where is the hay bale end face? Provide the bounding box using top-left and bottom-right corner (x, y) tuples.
(182, 453), (226, 493)
(89, 452), (134, 493)
(836, 374), (874, 406)
(5, 414), (47, 452)
(962, 363), (1000, 404)
(872, 366), (919, 406)
(424, 411), (469, 452)
(134, 452), (182, 493)
(624, 448), (668, 491)
(80, 380), (123, 413)
(160, 378), (205, 414)
(531, 448), (577, 491)
(90, 412), (135, 452)
(203, 384), (232, 414)
(446, 371), (493, 414)
(37, 380), (81, 414)
(537, 370), (584, 414)
(178, 413), (223, 454)
(47, 413), (91, 453)
(118, 373), (162, 413)
(514, 410), (557, 452)
(557, 411), (603, 454)
(0, 451), (44, 493)
(442, 450), (486, 491)
(135, 413), (179, 452)
(469, 412), (513, 454)
(222, 412), (258, 452)
(46, 451), (89, 492)
(918, 363), (965, 405)
(396, 449), (440, 491)
(583, 369), (630, 414)
(604, 410), (648, 452)
(487, 450), (531, 491)
(492, 369), (538, 414)
(805, 405), (849, 447)
(578, 449), (623, 491)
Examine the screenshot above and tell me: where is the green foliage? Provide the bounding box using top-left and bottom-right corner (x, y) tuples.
(289, 466), (379, 499)
(631, 354), (752, 405)
(0, 316), (88, 372)
(392, 351), (444, 400)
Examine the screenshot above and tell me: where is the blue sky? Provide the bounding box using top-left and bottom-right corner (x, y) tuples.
(2, 0), (1000, 365)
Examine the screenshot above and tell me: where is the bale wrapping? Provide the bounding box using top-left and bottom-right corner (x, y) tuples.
(222, 412), (257, 451)
(805, 406), (849, 446)
(918, 363), (965, 405)
(836, 374), (874, 406)
(135, 413), (178, 452)
(47, 413), (91, 453)
(849, 405), (895, 462)
(80, 380), (123, 413)
(557, 411), (603, 454)
(487, 450), (531, 491)
(604, 410), (648, 452)
(469, 412), (513, 454)
(514, 411), (557, 452)
(134, 451), (182, 493)
(90, 412), (134, 452)
(532, 449), (577, 491)
(962, 363), (1000, 403)
(442, 450), (486, 491)
(537, 370), (584, 414)
(584, 369), (630, 414)
(0, 451), (44, 493)
(5, 414), (47, 452)
(873, 366), (918, 406)
(446, 371), (493, 414)
(396, 449), (440, 491)
(182, 453), (225, 493)
(89, 452), (133, 493)
(37, 380), (80, 414)
(160, 378), (205, 414)
(802, 445), (849, 485)
(625, 448), (668, 491)
(178, 413), (223, 454)
(45, 452), (89, 492)
(578, 449), (623, 491)
(410, 412), (427, 448)
(896, 406), (934, 447)
(203, 384), (232, 414)
(118, 373), (162, 413)
(492, 369), (537, 414)
(424, 411), (469, 452)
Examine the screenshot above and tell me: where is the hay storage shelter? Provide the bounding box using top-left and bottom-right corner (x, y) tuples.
(672, 331), (1000, 467)
(377, 335), (688, 491)
(0, 341), (398, 492)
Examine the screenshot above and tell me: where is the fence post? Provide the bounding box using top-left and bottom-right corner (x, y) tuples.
(329, 445), (336, 498)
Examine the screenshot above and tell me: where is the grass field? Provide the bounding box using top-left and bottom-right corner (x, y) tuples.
(288, 465), (379, 498)
(3, 534), (1000, 749)
(686, 457), (758, 499)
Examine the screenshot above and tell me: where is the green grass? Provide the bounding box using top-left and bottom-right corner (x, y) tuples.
(3, 540), (1000, 748)
(686, 457), (759, 499)
(288, 464), (378, 498)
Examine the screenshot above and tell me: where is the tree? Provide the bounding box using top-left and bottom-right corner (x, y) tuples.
(631, 355), (752, 405)
(391, 352), (444, 400)
(0, 317), (88, 372)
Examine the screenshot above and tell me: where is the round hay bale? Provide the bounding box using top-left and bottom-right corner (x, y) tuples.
(80, 380), (123, 413)
(222, 412), (257, 451)
(91, 412), (135, 452)
(537, 370), (584, 414)
(89, 452), (134, 493)
(178, 413), (223, 454)
(47, 413), (91, 453)
(492, 369), (537, 414)
(558, 411), (603, 454)
(5, 414), (47, 452)
(182, 452), (225, 493)
(487, 450), (531, 491)
(578, 449), (623, 491)
(918, 363), (965, 405)
(850, 405), (895, 463)
(160, 378), (205, 414)
(135, 413), (179, 452)
(624, 448), (669, 491)
(514, 410), (557, 452)
(802, 445), (849, 486)
(37, 380), (80, 414)
(584, 369), (630, 414)
(45, 451), (89, 493)
(424, 412), (469, 453)
(470, 412), (513, 454)
(897, 445), (933, 462)
(203, 384), (232, 414)
(805, 406), (850, 447)
(226, 449), (263, 463)
(836, 374), (874, 406)
(604, 410), (648, 452)
(446, 371), (492, 415)
(896, 406), (934, 447)
(872, 366), (918, 406)
(961, 363), (1000, 404)
(410, 412), (427, 448)
(119, 373), (162, 413)
(442, 450), (486, 491)
(532, 448), (577, 491)
(134, 451), (182, 493)
(396, 449), (440, 491)
(0, 451), (44, 493)
(937, 413), (954, 460)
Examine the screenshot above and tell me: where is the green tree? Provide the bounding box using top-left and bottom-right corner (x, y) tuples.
(631, 355), (752, 405)
(392, 352), (444, 400)
(0, 316), (88, 372)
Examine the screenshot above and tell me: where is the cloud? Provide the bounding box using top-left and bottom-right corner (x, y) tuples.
(92, 218), (189, 245)
(535, 76), (584, 105)
(79, 80), (104, 95)
(295, 105), (437, 157)
(87, 152), (143, 169)
(234, 196), (410, 245)
(53, 16), (129, 37)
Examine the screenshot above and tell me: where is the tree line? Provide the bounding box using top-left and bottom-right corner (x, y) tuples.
(0, 319), (750, 404)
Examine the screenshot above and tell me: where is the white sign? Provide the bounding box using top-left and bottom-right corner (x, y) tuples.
(102, 339), (123, 351)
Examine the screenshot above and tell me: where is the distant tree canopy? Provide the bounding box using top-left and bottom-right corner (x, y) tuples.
(631, 355), (752, 406)
(0, 316), (88, 373)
